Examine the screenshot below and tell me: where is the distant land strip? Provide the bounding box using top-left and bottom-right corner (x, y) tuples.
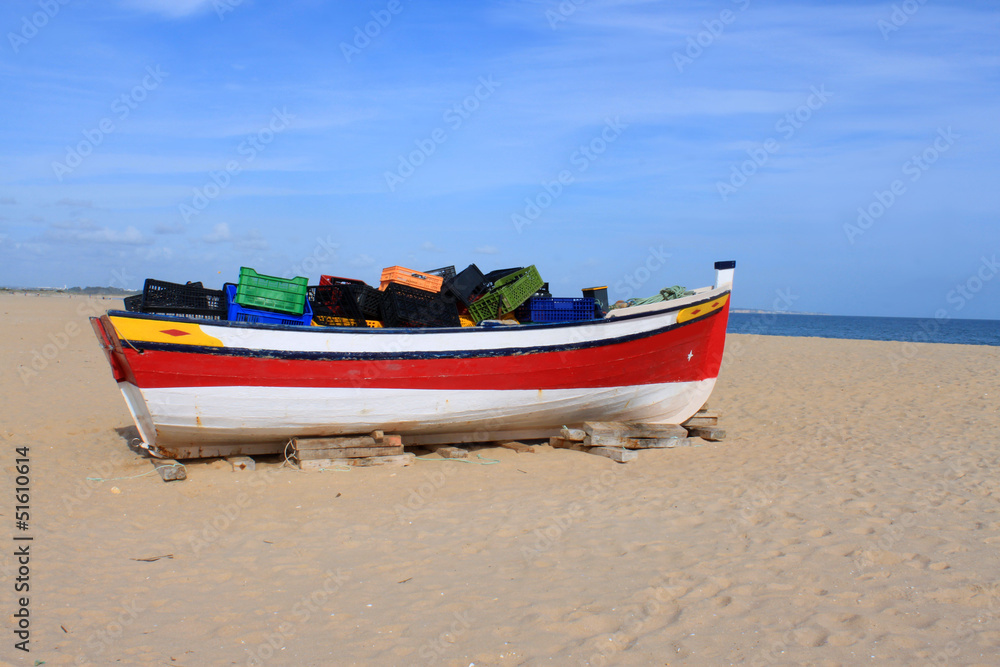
(0, 286), (139, 296)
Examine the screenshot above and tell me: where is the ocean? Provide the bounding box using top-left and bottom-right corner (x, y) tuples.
(727, 312), (999, 347)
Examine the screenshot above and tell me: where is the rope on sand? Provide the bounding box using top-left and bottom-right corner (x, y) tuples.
(87, 463), (185, 482)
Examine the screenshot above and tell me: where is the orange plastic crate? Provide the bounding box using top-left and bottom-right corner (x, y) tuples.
(378, 266), (444, 293)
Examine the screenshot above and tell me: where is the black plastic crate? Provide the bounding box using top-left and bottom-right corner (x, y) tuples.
(442, 264), (485, 306)
(139, 279), (226, 319)
(425, 265), (456, 281)
(308, 284), (365, 326)
(123, 294), (143, 312)
(380, 283), (460, 328)
(354, 284), (385, 320)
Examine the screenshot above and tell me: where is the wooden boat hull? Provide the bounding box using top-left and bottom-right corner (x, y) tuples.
(91, 262), (734, 458)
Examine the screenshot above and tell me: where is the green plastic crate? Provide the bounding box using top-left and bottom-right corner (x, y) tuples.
(468, 265), (543, 323)
(234, 267), (309, 315)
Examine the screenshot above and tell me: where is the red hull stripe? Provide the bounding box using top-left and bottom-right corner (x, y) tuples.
(123, 307), (730, 391)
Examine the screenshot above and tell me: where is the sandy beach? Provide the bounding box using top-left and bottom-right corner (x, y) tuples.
(2, 292), (999, 666)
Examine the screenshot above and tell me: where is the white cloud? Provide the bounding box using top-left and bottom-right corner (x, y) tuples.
(55, 198), (95, 208)
(154, 221), (185, 234)
(202, 223), (232, 243)
(235, 229), (268, 251)
(474, 245), (500, 255)
(45, 221), (150, 246)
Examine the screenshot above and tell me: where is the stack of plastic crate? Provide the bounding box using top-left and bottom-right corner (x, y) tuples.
(227, 268), (311, 326)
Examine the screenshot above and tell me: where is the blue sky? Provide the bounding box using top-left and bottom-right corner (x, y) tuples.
(1, 0), (998, 318)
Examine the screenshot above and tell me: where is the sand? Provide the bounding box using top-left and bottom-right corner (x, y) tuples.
(1, 293), (999, 666)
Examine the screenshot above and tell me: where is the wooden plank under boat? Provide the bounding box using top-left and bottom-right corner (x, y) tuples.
(90, 261), (736, 459)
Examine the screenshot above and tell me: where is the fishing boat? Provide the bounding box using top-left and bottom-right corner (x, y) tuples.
(90, 261), (735, 459)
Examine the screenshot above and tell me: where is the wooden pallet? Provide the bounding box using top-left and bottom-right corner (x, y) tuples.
(552, 422), (698, 463)
(292, 431), (412, 469)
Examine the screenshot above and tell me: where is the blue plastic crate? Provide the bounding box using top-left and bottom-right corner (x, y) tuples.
(225, 284), (313, 326)
(519, 297), (599, 323)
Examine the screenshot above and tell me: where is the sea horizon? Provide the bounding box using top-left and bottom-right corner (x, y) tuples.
(728, 311), (999, 347)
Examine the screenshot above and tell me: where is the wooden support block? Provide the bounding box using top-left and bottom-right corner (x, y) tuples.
(344, 454), (414, 467)
(550, 438), (588, 452)
(400, 428), (562, 447)
(587, 447), (637, 463)
(584, 433), (636, 448)
(380, 434), (403, 447)
(682, 416), (719, 427)
(559, 427), (587, 442)
(297, 445), (403, 460)
(299, 458), (350, 470)
(583, 422), (688, 439)
(293, 436), (377, 450)
(432, 446), (469, 459)
(369, 430), (384, 440)
(686, 425), (726, 441)
(625, 437), (690, 449)
(151, 458), (186, 481)
(496, 440), (535, 453)
(226, 456), (255, 471)
(299, 454), (415, 470)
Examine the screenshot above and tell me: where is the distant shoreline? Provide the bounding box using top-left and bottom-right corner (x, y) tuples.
(0, 287), (139, 296)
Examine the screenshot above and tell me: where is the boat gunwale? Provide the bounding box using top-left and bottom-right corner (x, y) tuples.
(116, 301), (729, 361)
(106, 287), (731, 336)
